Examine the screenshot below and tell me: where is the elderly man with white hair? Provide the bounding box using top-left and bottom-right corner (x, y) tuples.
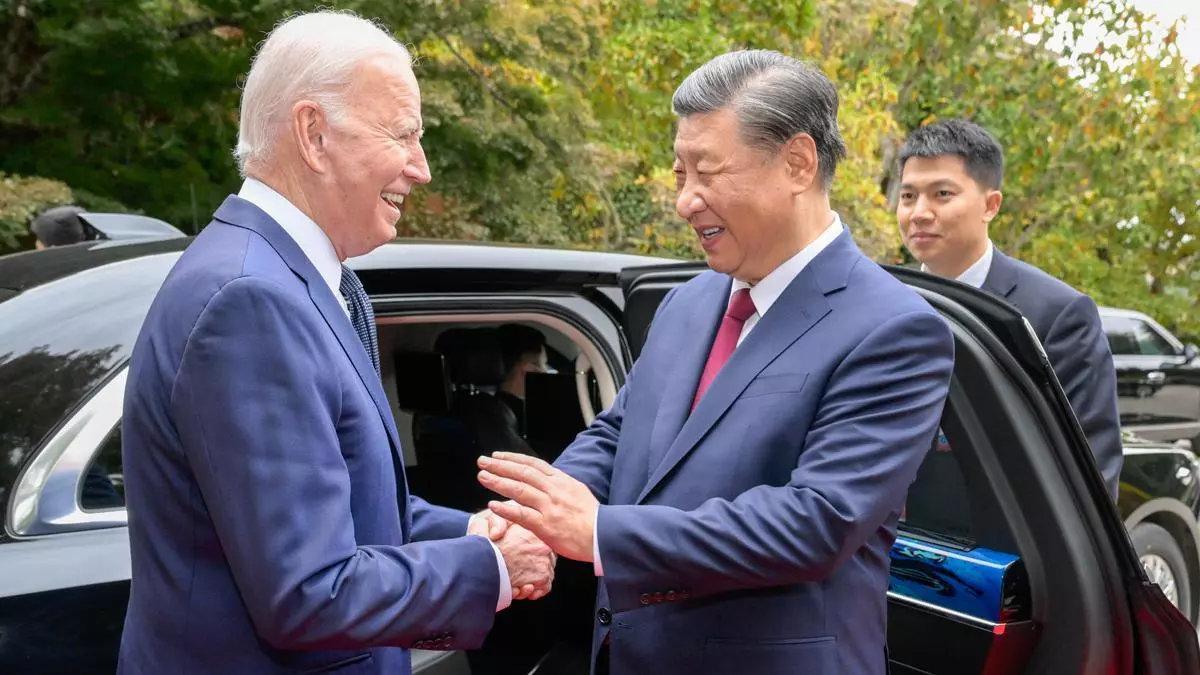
(119, 11), (554, 674)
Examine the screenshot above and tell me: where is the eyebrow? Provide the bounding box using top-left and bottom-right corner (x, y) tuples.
(899, 179), (961, 191)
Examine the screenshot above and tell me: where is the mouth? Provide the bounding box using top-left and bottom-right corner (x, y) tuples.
(908, 231), (939, 242)
(695, 225), (726, 249)
(381, 191), (406, 214)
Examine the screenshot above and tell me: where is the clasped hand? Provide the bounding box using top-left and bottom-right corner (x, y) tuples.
(468, 508), (555, 601)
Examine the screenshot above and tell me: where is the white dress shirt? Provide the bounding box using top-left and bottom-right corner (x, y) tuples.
(238, 179), (513, 611)
(921, 239), (994, 289)
(238, 178), (349, 317)
(593, 212), (846, 576)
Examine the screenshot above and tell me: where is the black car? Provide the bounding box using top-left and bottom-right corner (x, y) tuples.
(1101, 307), (1200, 450)
(1, 232), (1198, 674)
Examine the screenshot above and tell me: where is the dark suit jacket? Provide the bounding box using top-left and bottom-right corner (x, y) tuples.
(555, 230), (955, 675)
(119, 196), (498, 674)
(982, 249), (1123, 498)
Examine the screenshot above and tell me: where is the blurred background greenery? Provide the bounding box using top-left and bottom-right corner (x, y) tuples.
(0, 0), (1195, 339)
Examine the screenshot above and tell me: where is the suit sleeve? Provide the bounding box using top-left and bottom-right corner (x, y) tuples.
(1043, 294), (1124, 499)
(595, 310), (954, 612)
(170, 277), (498, 651)
(409, 495), (472, 541)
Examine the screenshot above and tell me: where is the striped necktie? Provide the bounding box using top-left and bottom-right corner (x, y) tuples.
(338, 265), (380, 375)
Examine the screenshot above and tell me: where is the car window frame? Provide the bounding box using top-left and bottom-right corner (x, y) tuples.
(8, 369), (128, 537)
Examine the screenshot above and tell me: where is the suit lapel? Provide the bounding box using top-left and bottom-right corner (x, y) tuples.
(982, 249), (1018, 298)
(212, 196), (405, 466)
(641, 273), (729, 481)
(636, 230), (858, 504)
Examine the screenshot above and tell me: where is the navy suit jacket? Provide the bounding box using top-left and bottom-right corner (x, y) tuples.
(119, 196), (498, 674)
(982, 249), (1123, 498)
(555, 230), (955, 675)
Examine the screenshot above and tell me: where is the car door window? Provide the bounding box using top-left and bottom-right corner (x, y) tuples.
(1102, 315), (1141, 355)
(1132, 320), (1176, 356)
(81, 425), (125, 510)
(1103, 315), (1177, 357)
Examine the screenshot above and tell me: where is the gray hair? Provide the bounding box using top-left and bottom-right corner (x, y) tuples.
(234, 10), (411, 176)
(672, 50), (847, 189)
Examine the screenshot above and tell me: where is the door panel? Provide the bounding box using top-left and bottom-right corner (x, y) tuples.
(618, 263), (707, 361)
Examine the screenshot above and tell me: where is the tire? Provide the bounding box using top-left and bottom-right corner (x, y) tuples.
(1131, 522), (1193, 622)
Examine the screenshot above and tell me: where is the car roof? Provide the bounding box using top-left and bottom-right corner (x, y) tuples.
(1097, 306), (1154, 321)
(0, 237), (681, 299)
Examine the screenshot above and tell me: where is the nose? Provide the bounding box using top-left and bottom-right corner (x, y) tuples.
(675, 184), (706, 221)
(910, 195), (934, 225)
(405, 141), (432, 185)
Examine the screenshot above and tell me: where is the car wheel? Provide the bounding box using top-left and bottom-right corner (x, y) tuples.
(1132, 522), (1192, 621)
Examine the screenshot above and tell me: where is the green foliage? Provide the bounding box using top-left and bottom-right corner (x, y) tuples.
(0, 0), (1195, 339)
(0, 172), (72, 249)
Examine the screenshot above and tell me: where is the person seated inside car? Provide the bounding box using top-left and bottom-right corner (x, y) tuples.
(496, 323), (550, 438)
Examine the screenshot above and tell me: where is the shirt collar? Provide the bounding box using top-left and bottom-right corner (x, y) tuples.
(238, 177), (343, 301)
(921, 239), (994, 289)
(731, 212), (844, 317)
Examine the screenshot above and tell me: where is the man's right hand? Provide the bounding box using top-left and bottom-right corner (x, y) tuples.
(495, 523), (555, 601)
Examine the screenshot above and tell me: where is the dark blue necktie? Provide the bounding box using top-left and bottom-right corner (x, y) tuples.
(339, 266), (380, 375)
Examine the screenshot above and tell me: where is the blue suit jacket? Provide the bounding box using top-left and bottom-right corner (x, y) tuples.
(982, 249), (1123, 498)
(119, 196), (498, 674)
(555, 231), (955, 675)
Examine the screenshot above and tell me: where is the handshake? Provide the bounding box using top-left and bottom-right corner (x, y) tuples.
(468, 507), (556, 601)
(467, 452), (603, 603)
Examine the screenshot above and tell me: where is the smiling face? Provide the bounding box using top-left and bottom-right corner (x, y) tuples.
(897, 155), (1002, 278)
(308, 55), (432, 259)
(673, 108), (810, 284)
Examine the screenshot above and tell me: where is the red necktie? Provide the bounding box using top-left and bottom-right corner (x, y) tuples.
(692, 288), (757, 409)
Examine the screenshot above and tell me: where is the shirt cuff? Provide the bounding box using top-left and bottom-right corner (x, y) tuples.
(593, 505), (604, 577)
(488, 539), (513, 612)
(466, 514), (512, 612)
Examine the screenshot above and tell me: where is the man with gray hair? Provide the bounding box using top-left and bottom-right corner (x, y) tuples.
(477, 50), (954, 674)
(120, 11), (554, 674)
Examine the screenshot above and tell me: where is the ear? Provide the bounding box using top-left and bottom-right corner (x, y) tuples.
(983, 189), (1003, 223)
(291, 100), (329, 174)
(783, 133), (819, 192)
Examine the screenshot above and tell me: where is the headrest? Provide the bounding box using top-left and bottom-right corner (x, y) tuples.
(393, 351), (451, 414)
(435, 328), (505, 387)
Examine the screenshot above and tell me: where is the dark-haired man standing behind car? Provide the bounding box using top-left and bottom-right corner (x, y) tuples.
(896, 118), (1123, 498)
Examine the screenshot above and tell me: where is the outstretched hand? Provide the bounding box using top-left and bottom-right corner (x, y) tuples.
(477, 452), (598, 563)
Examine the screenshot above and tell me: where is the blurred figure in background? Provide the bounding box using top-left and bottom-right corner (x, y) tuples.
(31, 205), (88, 249)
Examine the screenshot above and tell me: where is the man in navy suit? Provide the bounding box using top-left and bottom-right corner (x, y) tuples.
(896, 118), (1122, 498)
(476, 51), (955, 675)
(119, 12), (554, 674)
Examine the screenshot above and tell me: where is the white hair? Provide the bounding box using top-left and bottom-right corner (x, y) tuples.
(234, 10), (412, 176)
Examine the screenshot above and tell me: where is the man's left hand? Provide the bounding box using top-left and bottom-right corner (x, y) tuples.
(477, 452), (597, 563)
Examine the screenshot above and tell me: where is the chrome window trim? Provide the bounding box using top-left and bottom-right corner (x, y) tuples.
(886, 591), (1000, 630)
(9, 369), (128, 537)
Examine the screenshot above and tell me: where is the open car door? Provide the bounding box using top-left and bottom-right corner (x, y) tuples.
(617, 261), (1199, 674)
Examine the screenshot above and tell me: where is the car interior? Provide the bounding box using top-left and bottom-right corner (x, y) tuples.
(377, 315), (614, 674)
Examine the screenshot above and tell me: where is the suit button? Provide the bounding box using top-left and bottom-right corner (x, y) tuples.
(639, 593), (651, 606)
(597, 607), (612, 625)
